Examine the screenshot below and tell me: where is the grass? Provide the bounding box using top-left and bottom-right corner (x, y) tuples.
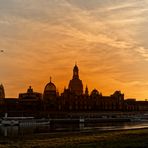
(1, 129), (148, 148)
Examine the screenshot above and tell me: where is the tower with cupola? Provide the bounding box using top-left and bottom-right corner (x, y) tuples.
(68, 64), (83, 95)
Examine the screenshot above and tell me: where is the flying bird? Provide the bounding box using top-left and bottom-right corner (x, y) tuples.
(0, 50), (4, 52)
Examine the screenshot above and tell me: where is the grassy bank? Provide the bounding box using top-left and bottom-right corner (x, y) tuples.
(1, 129), (148, 148)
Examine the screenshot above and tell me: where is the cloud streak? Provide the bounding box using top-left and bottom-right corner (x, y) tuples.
(0, 0), (148, 100)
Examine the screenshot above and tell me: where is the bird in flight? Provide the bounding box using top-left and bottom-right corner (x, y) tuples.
(0, 50), (4, 52)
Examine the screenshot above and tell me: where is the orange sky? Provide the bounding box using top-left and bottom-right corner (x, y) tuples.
(0, 0), (148, 100)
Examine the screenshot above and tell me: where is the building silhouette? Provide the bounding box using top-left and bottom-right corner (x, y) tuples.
(0, 84), (5, 99)
(68, 64), (83, 95)
(43, 77), (57, 111)
(19, 86), (42, 112)
(0, 64), (148, 115)
(57, 65), (124, 112)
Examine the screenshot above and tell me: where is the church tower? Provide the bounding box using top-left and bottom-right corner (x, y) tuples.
(73, 64), (79, 79)
(85, 85), (89, 96)
(0, 84), (5, 99)
(68, 64), (83, 95)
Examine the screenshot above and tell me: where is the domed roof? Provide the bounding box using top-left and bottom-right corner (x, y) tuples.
(68, 78), (83, 95)
(44, 82), (56, 92)
(91, 89), (100, 95)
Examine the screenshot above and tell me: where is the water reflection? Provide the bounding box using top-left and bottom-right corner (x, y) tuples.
(0, 126), (19, 137)
(1, 121), (148, 138)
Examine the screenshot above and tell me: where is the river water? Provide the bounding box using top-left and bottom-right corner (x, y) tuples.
(1, 121), (148, 137)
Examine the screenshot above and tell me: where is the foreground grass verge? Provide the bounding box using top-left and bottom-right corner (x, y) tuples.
(0, 129), (148, 148)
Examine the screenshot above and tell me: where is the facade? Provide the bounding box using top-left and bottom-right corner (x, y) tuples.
(136, 101), (148, 111)
(43, 78), (58, 111)
(19, 86), (42, 112)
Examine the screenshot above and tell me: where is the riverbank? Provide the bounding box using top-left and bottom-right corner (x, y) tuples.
(1, 128), (148, 148)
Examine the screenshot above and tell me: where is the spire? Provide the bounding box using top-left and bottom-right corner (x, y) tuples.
(50, 76), (52, 83)
(75, 61), (77, 66)
(27, 86), (33, 93)
(85, 85), (89, 96)
(64, 86), (66, 90)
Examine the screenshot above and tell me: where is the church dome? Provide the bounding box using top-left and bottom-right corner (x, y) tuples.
(91, 89), (100, 95)
(44, 82), (56, 92)
(68, 64), (83, 95)
(43, 79), (57, 102)
(69, 79), (83, 89)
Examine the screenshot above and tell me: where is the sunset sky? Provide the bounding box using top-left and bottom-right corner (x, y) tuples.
(0, 0), (148, 100)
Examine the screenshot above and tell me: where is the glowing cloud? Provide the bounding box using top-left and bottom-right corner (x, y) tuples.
(0, 0), (148, 100)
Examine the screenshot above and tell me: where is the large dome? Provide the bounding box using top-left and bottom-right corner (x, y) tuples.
(68, 79), (83, 95)
(44, 82), (56, 92)
(68, 64), (83, 95)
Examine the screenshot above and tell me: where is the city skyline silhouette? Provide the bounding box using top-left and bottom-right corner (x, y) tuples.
(1, 1), (148, 147)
